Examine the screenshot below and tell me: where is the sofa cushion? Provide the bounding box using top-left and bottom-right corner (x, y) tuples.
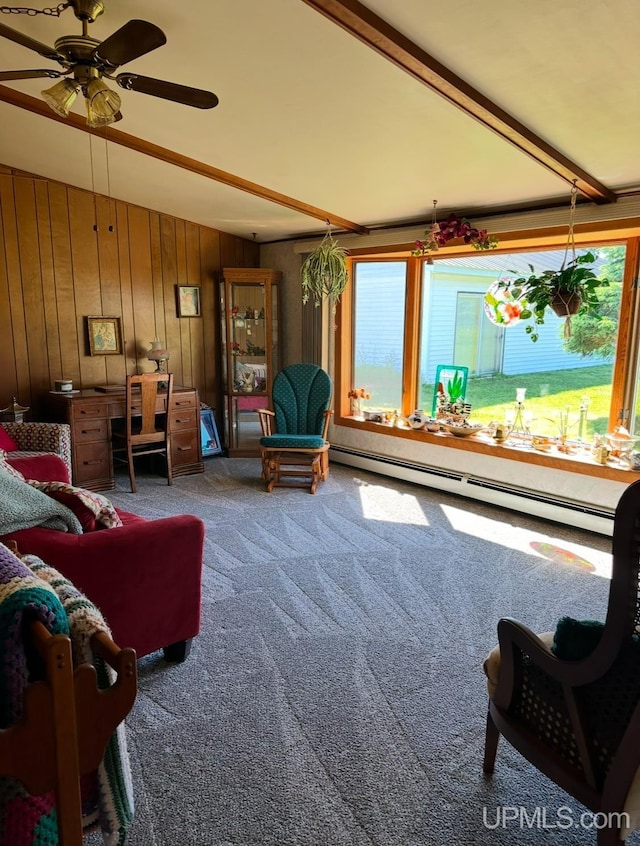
(0, 426), (17, 452)
(6, 453), (71, 484)
(483, 632), (555, 699)
(27, 481), (123, 531)
(260, 434), (327, 449)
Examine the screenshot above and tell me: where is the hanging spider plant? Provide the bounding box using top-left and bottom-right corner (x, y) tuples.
(301, 228), (349, 310)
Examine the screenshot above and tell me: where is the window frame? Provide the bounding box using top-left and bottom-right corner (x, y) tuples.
(335, 221), (640, 479)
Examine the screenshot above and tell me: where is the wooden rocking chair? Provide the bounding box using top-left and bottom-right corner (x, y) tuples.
(256, 363), (333, 494)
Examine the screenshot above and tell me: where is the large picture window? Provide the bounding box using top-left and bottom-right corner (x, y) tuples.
(340, 227), (640, 467)
(419, 245), (623, 438)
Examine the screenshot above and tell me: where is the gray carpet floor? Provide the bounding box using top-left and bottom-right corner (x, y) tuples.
(92, 458), (632, 846)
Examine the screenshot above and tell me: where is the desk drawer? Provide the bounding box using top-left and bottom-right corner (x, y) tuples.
(73, 402), (107, 420)
(170, 408), (197, 432)
(171, 394), (197, 411)
(74, 419), (108, 443)
(172, 430), (198, 467)
(74, 442), (111, 484)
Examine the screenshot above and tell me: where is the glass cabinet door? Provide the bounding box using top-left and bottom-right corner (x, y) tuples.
(230, 283), (268, 394)
(220, 269), (282, 455)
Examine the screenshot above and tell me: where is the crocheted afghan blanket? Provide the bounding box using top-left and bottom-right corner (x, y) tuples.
(0, 543), (134, 846)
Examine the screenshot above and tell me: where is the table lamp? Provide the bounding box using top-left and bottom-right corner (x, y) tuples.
(147, 339), (170, 373)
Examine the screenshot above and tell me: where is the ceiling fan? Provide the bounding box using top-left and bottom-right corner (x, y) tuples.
(0, 0), (219, 127)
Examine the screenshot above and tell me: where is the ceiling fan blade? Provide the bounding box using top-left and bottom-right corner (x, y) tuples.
(0, 21), (61, 61)
(93, 20), (166, 68)
(116, 73), (219, 109)
(0, 69), (63, 81)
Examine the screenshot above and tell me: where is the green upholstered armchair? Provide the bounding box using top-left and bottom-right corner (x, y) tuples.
(256, 363), (333, 493)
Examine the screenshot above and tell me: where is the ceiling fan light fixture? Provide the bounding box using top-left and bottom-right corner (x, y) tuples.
(41, 79), (79, 117)
(85, 78), (122, 122)
(85, 101), (118, 127)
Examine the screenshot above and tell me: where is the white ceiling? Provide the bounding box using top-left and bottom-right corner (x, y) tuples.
(0, 0), (638, 243)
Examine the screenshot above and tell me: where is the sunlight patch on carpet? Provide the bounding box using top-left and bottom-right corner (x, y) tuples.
(357, 482), (429, 526)
(529, 541), (597, 572)
(440, 503), (611, 579)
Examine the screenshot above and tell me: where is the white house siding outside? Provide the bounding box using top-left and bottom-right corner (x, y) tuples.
(354, 262), (406, 372)
(353, 253), (611, 391)
(422, 265), (610, 381)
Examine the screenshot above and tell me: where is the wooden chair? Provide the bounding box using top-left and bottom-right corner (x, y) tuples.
(483, 478), (640, 845)
(0, 622), (136, 846)
(112, 372), (173, 493)
(0, 542), (137, 846)
(256, 363), (333, 494)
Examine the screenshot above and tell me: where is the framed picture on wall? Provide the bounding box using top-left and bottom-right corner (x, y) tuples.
(176, 285), (202, 317)
(87, 316), (123, 356)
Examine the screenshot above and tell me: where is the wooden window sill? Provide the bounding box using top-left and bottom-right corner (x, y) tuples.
(335, 416), (640, 483)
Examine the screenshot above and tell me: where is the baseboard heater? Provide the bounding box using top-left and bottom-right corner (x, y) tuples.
(330, 446), (615, 536)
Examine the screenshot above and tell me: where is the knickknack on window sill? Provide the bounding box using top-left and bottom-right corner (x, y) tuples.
(336, 414), (639, 483)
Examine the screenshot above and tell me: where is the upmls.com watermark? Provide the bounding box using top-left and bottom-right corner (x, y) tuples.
(482, 806), (630, 831)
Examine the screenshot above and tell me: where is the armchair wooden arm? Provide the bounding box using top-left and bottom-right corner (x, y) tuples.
(320, 408), (334, 440)
(492, 617), (619, 710)
(256, 407), (275, 436)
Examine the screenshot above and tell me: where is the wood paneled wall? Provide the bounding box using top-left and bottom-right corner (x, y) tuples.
(0, 164), (259, 419)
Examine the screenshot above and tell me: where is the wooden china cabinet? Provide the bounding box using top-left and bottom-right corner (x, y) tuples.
(219, 268), (282, 456)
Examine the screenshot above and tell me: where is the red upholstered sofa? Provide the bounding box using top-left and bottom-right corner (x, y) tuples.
(1, 453), (205, 662)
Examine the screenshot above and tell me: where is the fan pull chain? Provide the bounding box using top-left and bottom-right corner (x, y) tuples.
(89, 133), (99, 232)
(89, 130), (115, 233)
(0, 3), (69, 16)
(89, 133), (96, 195)
(103, 125), (115, 233)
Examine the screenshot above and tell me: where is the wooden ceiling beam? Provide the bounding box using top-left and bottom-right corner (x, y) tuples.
(300, 0), (617, 205)
(0, 85), (369, 235)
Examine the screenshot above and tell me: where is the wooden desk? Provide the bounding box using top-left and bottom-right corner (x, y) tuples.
(47, 386), (203, 491)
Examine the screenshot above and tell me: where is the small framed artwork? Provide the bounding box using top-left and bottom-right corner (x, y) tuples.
(431, 364), (469, 415)
(87, 316), (123, 356)
(177, 285), (202, 318)
(200, 406), (223, 457)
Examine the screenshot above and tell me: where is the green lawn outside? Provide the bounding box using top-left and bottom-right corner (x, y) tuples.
(356, 363), (613, 439)
(441, 365), (613, 438)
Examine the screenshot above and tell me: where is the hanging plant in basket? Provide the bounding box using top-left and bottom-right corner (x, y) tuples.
(504, 252), (607, 341)
(301, 229), (349, 311)
(499, 184), (608, 342)
(412, 200), (498, 263)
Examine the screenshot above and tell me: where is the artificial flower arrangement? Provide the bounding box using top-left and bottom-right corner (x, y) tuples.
(413, 213), (498, 259)
(348, 387), (371, 416)
(348, 387), (371, 401)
